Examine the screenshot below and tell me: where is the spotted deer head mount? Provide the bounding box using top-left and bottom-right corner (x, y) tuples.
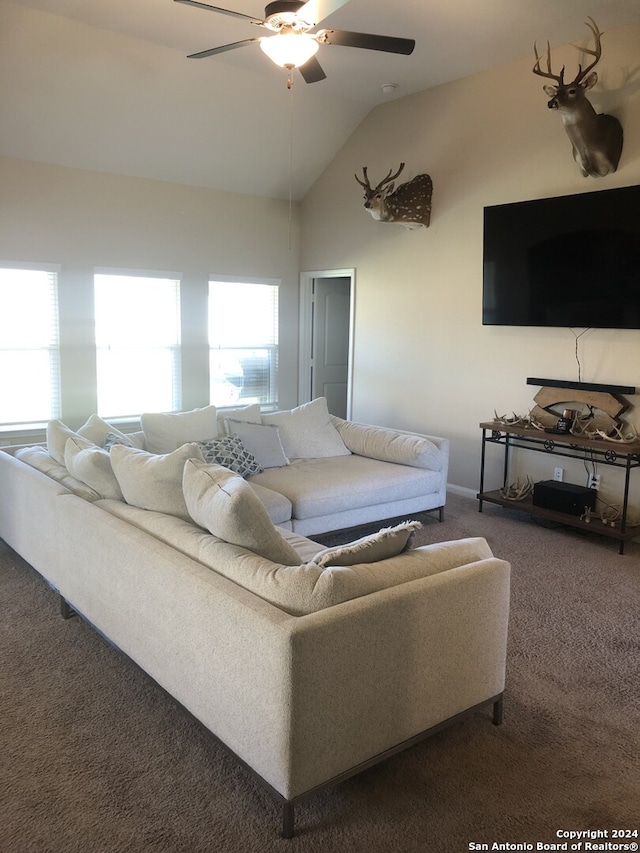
(533, 18), (623, 177)
(354, 163), (433, 229)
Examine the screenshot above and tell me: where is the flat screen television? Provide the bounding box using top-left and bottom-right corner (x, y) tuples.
(482, 184), (640, 328)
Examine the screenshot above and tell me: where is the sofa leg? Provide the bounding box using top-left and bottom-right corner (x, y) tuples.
(492, 695), (504, 726)
(438, 506), (444, 522)
(282, 802), (295, 839)
(60, 596), (76, 620)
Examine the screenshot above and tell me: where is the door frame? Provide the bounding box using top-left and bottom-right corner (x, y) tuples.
(298, 268), (355, 419)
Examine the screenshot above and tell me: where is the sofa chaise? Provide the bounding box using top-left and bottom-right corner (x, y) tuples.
(0, 401), (510, 837)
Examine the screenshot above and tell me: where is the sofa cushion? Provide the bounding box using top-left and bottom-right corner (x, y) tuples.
(197, 435), (262, 478)
(110, 443), (205, 520)
(95, 500), (496, 616)
(250, 455), (441, 520)
(46, 419), (80, 465)
(307, 537), (496, 614)
(64, 436), (124, 501)
(47, 416), (145, 465)
(216, 403), (261, 435)
(225, 420), (289, 468)
(312, 520), (422, 567)
(262, 397), (350, 459)
(182, 459), (302, 566)
(15, 445), (102, 501)
(248, 482), (292, 526)
(331, 416), (444, 471)
(141, 406), (218, 454)
(77, 414), (143, 449)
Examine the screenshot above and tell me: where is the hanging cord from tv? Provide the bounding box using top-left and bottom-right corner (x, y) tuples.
(570, 328), (590, 382)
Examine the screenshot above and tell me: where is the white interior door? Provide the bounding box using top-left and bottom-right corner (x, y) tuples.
(299, 269), (354, 418)
(312, 277), (350, 418)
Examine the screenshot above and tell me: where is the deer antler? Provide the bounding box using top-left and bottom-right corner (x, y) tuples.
(534, 18), (604, 87)
(373, 163), (405, 193)
(354, 167), (370, 189)
(533, 40), (565, 84)
(570, 17), (603, 84)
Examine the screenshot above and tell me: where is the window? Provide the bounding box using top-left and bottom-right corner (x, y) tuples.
(94, 271), (181, 418)
(209, 279), (279, 408)
(0, 264), (60, 426)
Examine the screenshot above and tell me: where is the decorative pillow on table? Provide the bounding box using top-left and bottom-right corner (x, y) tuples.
(224, 419), (289, 468)
(64, 435), (124, 501)
(261, 397), (351, 459)
(311, 520), (422, 567)
(141, 406), (218, 454)
(196, 434), (262, 478)
(182, 459), (302, 565)
(110, 443), (205, 520)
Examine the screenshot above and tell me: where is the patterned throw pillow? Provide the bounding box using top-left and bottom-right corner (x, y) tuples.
(197, 435), (263, 478)
(103, 431), (135, 450)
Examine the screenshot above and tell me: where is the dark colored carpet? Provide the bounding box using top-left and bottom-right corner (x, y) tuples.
(1, 494), (638, 852)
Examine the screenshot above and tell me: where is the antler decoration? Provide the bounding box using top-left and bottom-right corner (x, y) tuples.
(532, 18), (623, 177)
(355, 163), (433, 229)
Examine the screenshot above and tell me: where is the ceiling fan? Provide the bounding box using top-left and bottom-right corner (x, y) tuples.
(174, 0), (415, 83)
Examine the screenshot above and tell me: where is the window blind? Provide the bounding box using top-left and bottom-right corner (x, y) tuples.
(94, 270), (181, 418)
(0, 264), (60, 426)
(209, 279), (279, 407)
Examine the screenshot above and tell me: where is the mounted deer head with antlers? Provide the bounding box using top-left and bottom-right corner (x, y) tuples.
(533, 18), (623, 177)
(354, 163), (433, 229)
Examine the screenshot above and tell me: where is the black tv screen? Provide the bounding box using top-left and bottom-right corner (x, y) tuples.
(482, 185), (640, 328)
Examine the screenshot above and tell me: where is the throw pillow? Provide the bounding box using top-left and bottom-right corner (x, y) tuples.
(64, 436), (124, 501)
(46, 419), (83, 465)
(331, 416), (444, 471)
(261, 397), (350, 459)
(224, 419), (289, 468)
(77, 414), (135, 449)
(141, 406), (217, 454)
(110, 443), (205, 520)
(311, 520), (423, 567)
(182, 459), (302, 565)
(197, 435), (262, 478)
(103, 431), (135, 450)
(216, 403), (261, 435)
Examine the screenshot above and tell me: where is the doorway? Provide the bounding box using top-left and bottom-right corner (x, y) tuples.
(299, 269), (355, 419)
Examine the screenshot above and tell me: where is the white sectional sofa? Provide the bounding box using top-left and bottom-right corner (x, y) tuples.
(0, 400), (510, 837)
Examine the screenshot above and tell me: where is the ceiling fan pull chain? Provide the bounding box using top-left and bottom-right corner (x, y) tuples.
(288, 75), (295, 249)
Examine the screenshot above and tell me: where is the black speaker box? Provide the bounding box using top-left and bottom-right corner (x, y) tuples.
(532, 480), (597, 516)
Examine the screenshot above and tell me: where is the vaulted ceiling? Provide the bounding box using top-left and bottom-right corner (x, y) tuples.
(1, 0), (638, 199)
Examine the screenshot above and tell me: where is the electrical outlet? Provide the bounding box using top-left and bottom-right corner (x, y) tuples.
(554, 467), (564, 482)
(589, 473), (601, 491)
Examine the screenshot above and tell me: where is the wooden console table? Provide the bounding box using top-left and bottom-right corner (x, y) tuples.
(478, 421), (640, 554)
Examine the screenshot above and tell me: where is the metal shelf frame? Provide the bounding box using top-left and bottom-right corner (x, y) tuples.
(477, 422), (640, 554)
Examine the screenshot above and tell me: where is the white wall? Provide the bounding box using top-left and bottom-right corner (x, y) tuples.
(300, 21), (640, 497)
(0, 156), (301, 428)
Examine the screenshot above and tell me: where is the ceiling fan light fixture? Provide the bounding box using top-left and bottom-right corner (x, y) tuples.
(260, 33), (319, 68)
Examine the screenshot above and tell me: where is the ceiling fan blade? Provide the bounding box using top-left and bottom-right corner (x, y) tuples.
(297, 0), (350, 26)
(174, 0), (264, 26)
(298, 55), (327, 83)
(317, 29), (415, 55)
(187, 38), (261, 58)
